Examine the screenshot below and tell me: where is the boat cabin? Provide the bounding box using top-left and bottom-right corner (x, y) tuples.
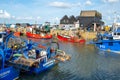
(99, 23), (120, 40)
(112, 23), (120, 40)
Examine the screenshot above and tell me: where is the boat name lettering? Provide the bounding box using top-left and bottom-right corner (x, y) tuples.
(43, 60), (54, 67)
(100, 45), (105, 48)
(0, 70), (10, 77)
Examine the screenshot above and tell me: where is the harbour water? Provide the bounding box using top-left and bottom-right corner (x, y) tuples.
(19, 39), (120, 80)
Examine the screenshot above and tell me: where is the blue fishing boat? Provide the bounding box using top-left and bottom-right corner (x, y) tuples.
(0, 50), (20, 80)
(3, 32), (70, 74)
(92, 22), (120, 53)
(0, 32), (20, 80)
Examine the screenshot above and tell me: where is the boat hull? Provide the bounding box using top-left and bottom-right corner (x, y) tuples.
(57, 34), (85, 43)
(14, 32), (24, 37)
(26, 32), (52, 39)
(0, 67), (19, 80)
(93, 40), (120, 53)
(30, 59), (56, 74)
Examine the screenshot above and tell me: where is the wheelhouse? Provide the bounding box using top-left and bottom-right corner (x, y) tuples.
(112, 23), (120, 39)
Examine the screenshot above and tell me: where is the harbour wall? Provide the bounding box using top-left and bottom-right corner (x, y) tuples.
(0, 27), (97, 40)
(50, 29), (97, 40)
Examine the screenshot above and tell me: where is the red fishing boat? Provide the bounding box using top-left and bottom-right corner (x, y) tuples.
(57, 34), (86, 43)
(14, 32), (24, 37)
(26, 32), (52, 39)
(14, 32), (21, 37)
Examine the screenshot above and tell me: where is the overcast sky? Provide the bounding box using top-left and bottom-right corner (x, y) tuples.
(0, 0), (120, 25)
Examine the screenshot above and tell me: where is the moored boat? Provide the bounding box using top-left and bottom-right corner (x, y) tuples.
(0, 53), (20, 80)
(8, 41), (70, 74)
(0, 60), (20, 80)
(0, 32), (20, 80)
(57, 34), (86, 44)
(4, 32), (70, 74)
(91, 22), (120, 53)
(0, 30), (70, 75)
(26, 32), (52, 39)
(14, 32), (24, 37)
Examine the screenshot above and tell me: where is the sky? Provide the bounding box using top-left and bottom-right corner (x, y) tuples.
(0, 0), (120, 25)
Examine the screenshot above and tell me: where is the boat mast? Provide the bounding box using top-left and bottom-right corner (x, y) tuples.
(113, 12), (117, 32)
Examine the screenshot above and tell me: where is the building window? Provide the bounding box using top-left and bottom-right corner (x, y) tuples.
(64, 20), (66, 23)
(66, 20), (69, 23)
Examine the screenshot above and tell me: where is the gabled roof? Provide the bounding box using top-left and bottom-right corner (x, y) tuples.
(69, 15), (76, 24)
(60, 15), (69, 20)
(80, 10), (102, 17)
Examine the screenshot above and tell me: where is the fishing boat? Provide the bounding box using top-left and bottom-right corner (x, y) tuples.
(4, 32), (70, 74)
(26, 32), (52, 39)
(91, 22), (120, 53)
(0, 50), (20, 80)
(0, 32), (20, 80)
(14, 32), (24, 37)
(9, 41), (70, 74)
(57, 34), (86, 44)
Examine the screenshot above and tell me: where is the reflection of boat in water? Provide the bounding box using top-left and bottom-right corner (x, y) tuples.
(91, 22), (120, 53)
(57, 34), (86, 44)
(26, 32), (52, 39)
(0, 32), (20, 80)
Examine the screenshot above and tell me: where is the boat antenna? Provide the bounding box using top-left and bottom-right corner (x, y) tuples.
(114, 12), (117, 23)
(113, 12), (117, 32)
